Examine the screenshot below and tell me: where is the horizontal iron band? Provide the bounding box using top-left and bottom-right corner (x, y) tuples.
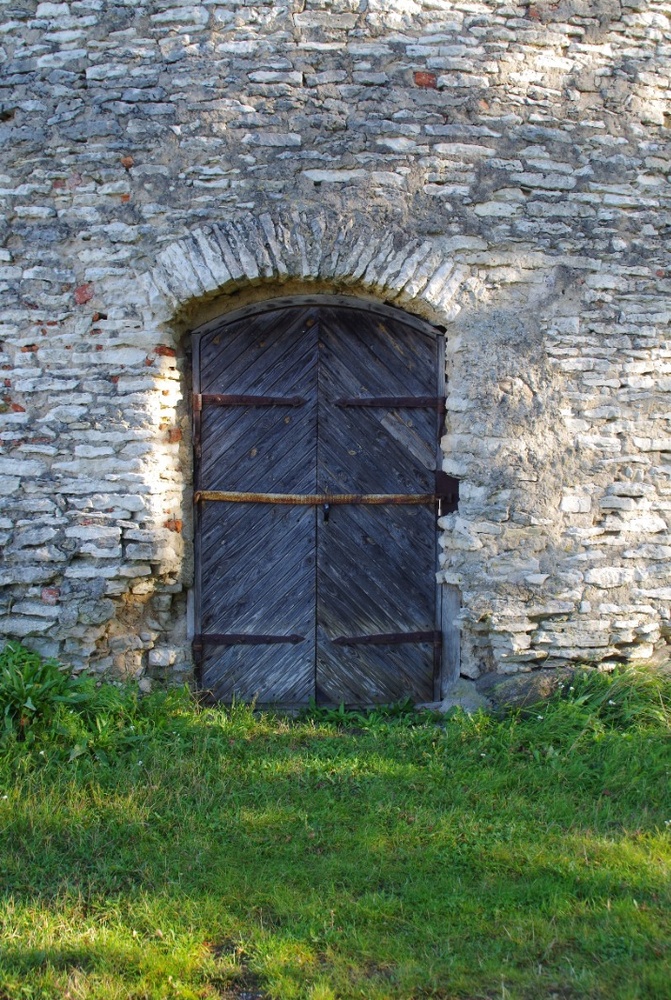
(195, 393), (305, 409)
(193, 633), (305, 647)
(336, 396), (445, 410)
(332, 630), (442, 646)
(195, 491), (435, 505)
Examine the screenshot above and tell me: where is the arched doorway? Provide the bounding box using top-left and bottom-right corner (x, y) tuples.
(191, 296), (456, 706)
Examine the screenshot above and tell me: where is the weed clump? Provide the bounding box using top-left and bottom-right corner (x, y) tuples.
(0, 641), (193, 760)
(0, 641), (90, 740)
(556, 664), (670, 729)
(298, 696), (429, 729)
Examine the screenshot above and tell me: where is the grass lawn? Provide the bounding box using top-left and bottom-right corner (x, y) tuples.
(0, 664), (669, 999)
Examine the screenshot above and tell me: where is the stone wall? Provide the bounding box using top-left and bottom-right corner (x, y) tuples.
(1, 0), (670, 687)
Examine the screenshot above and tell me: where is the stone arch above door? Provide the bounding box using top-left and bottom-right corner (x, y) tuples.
(138, 208), (472, 331)
(126, 208), (471, 699)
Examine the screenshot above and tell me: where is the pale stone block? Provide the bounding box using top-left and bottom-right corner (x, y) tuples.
(217, 226), (258, 282)
(148, 647), (177, 667)
(623, 544), (671, 560)
(37, 49), (86, 67)
(191, 230), (234, 287)
(0, 458), (45, 477)
(0, 477), (20, 495)
(303, 169), (366, 183)
(622, 643), (656, 661)
(2, 616), (53, 635)
(294, 12), (357, 27)
(36, 2), (70, 16)
(474, 201), (520, 217)
(64, 564), (123, 579)
(633, 437), (671, 452)
(79, 544), (122, 559)
(434, 143), (495, 159)
(12, 602), (59, 619)
(151, 6), (209, 24)
(242, 133), (302, 147)
(248, 71), (303, 85)
(11, 526), (57, 547)
(585, 567), (636, 588)
(621, 514), (666, 533)
(561, 496), (591, 513)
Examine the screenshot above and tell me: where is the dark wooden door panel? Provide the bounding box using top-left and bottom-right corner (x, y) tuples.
(314, 308), (439, 705)
(202, 642), (314, 705)
(315, 636), (435, 706)
(196, 308), (318, 704)
(199, 309), (317, 495)
(319, 307), (437, 395)
(195, 300), (443, 706)
(316, 503), (437, 705)
(318, 505), (436, 631)
(200, 308), (314, 395)
(199, 501), (316, 704)
(318, 310), (438, 494)
(200, 403), (316, 494)
(318, 404), (436, 494)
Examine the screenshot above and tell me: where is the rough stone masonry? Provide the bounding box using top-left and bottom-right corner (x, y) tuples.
(1, 0), (671, 693)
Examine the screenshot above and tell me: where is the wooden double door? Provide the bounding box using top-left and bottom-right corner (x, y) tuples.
(192, 299), (449, 706)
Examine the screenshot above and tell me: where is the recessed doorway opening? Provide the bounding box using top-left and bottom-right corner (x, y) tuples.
(191, 296), (457, 707)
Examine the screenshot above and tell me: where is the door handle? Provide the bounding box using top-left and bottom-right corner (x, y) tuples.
(322, 503), (331, 523)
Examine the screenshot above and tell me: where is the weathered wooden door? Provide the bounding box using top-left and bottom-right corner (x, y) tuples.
(193, 299), (451, 706)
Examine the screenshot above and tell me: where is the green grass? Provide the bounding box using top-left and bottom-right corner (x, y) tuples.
(0, 667), (669, 999)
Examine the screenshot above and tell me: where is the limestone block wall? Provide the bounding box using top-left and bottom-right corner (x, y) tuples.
(1, 0), (670, 685)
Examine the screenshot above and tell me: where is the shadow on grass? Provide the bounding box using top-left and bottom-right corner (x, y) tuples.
(0, 707), (669, 999)
(0, 942), (269, 998)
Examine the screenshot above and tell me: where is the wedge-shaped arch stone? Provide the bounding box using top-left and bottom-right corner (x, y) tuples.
(139, 208), (471, 328)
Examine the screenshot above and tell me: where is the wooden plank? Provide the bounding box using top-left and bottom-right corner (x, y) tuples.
(315, 626), (435, 706)
(199, 405), (317, 493)
(192, 295), (441, 343)
(199, 393), (306, 407)
(316, 307), (440, 704)
(196, 308), (318, 703)
(435, 331), (447, 701)
(441, 584), (461, 695)
(318, 405), (436, 493)
(192, 333), (203, 679)
(196, 491), (435, 504)
(199, 506), (316, 703)
(199, 318), (318, 495)
(317, 507), (435, 640)
(202, 643), (314, 705)
(199, 307), (315, 393)
(195, 633), (305, 646)
(317, 315), (437, 496)
(320, 306), (437, 396)
(336, 396), (444, 409)
(333, 630), (440, 646)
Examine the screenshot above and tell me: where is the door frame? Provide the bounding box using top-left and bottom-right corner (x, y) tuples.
(190, 294), (459, 703)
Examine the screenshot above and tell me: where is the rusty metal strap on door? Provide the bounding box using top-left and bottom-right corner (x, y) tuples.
(194, 491), (435, 505)
(333, 630), (442, 646)
(336, 396), (445, 411)
(194, 393), (306, 410)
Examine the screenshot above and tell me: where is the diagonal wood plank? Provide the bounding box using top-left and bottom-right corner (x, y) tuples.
(200, 307), (316, 393)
